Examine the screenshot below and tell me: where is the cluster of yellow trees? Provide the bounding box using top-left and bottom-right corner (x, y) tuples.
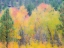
(0, 3), (64, 48)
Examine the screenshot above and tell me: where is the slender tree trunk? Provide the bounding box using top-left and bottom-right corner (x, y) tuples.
(47, 26), (54, 47)
(6, 32), (8, 48)
(6, 41), (8, 48)
(18, 28), (25, 48)
(54, 31), (62, 46)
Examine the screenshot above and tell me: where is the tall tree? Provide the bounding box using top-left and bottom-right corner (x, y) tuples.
(26, 3), (35, 15)
(58, 1), (64, 42)
(29, 3), (61, 45)
(0, 8), (14, 48)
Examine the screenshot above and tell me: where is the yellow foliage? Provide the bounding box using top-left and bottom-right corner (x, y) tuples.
(16, 35), (21, 39)
(8, 42), (19, 48)
(37, 42), (46, 48)
(0, 41), (63, 48)
(19, 41), (64, 48)
(46, 43), (52, 48)
(0, 3), (63, 48)
(20, 45), (26, 48)
(53, 45), (58, 48)
(9, 6), (29, 40)
(29, 3), (61, 38)
(0, 42), (3, 48)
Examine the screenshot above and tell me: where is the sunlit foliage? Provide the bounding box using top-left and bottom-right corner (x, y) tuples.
(0, 2), (64, 48)
(29, 3), (61, 37)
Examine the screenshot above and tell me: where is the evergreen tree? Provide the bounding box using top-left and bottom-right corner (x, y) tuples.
(57, 1), (64, 43)
(26, 3), (35, 15)
(0, 8), (14, 48)
(58, 1), (64, 38)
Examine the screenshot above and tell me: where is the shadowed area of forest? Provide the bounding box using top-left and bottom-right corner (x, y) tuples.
(0, 0), (64, 48)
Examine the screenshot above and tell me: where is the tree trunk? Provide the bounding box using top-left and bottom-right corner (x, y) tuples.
(47, 26), (54, 47)
(54, 31), (62, 46)
(6, 32), (8, 48)
(6, 41), (8, 48)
